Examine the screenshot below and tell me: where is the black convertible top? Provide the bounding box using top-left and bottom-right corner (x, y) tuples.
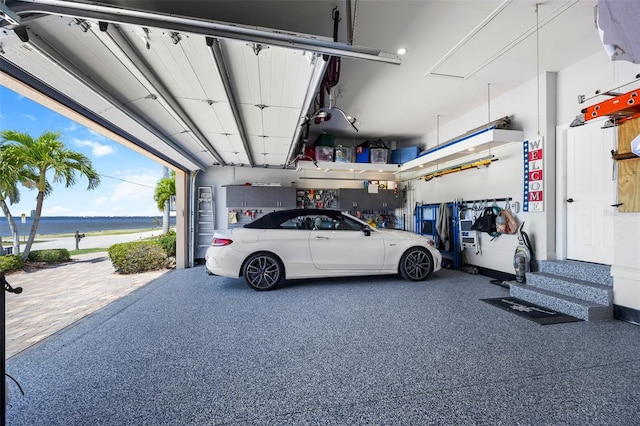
(244, 209), (344, 229)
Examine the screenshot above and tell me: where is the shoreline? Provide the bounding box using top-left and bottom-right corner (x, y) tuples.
(1, 216), (176, 238)
(2, 229), (166, 252)
(1, 227), (170, 241)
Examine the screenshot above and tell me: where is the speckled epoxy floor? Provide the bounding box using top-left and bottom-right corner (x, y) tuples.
(5, 267), (640, 425)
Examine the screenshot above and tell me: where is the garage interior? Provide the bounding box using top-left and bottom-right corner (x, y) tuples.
(2, 0), (640, 423)
(1, 0), (639, 324)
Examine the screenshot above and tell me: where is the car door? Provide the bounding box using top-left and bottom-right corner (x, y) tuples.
(256, 216), (313, 268)
(309, 215), (384, 271)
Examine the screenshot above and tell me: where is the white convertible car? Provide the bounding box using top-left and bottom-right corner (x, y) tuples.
(205, 209), (442, 290)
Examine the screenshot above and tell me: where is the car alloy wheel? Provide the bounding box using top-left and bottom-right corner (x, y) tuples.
(243, 252), (284, 290)
(399, 247), (433, 281)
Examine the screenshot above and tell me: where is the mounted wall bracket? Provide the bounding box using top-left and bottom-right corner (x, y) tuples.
(0, 3), (20, 26)
(571, 87), (640, 127)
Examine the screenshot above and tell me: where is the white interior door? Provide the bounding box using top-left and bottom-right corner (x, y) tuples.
(566, 122), (616, 264)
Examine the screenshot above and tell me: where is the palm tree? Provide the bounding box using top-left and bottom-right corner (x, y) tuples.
(154, 169), (175, 234)
(0, 143), (28, 255)
(0, 130), (101, 260)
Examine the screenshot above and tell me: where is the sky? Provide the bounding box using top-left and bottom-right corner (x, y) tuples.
(0, 86), (168, 217)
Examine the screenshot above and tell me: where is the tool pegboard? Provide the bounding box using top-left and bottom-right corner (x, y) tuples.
(227, 209), (270, 228)
(296, 189), (339, 209)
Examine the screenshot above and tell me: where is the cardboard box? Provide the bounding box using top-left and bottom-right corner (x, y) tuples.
(315, 146), (334, 162)
(391, 146), (421, 164)
(370, 148), (389, 164)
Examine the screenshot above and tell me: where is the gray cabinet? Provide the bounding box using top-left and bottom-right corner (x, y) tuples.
(377, 189), (401, 210)
(339, 188), (400, 211)
(338, 189), (368, 210)
(226, 186), (249, 207)
(260, 187), (296, 208)
(226, 186), (295, 208)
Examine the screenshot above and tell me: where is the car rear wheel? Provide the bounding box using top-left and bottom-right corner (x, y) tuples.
(399, 247), (433, 281)
(243, 252), (284, 291)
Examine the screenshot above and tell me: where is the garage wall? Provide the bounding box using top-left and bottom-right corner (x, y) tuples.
(556, 51), (640, 124)
(411, 73), (554, 274)
(412, 50), (640, 314)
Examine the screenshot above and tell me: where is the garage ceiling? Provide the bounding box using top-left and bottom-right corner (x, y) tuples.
(1, 0), (606, 172)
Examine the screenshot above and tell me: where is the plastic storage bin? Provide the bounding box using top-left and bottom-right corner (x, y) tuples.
(356, 146), (369, 163)
(391, 146), (421, 164)
(315, 134), (335, 147)
(334, 146), (354, 163)
(315, 146), (334, 162)
(370, 148), (390, 164)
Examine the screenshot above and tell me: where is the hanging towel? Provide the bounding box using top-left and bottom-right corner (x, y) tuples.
(436, 203), (451, 251)
(229, 210), (238, 224)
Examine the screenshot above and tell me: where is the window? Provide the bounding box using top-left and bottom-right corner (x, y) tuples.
(280, 216), (308, 229)
(335, 215), (366, 231)
(277, 213), (367, 231)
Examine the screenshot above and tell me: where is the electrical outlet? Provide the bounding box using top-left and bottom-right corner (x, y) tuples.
(509, 201), (520, 213)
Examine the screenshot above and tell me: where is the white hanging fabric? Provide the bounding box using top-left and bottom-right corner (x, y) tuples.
(597, 0), (640, 63)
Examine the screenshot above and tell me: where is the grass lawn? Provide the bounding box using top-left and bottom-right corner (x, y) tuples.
(69, 247), (109, 255)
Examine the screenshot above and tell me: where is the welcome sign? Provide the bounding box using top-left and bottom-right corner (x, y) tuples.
(523, 137), (544, 212)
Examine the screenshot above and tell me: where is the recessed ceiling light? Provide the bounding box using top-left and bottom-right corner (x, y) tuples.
(468, 147), (475, 151)
(397, 47), (407, 55)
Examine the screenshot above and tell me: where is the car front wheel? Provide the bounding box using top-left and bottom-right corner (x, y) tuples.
(242, 252), (284, 291)
(399, 247), (433, 281)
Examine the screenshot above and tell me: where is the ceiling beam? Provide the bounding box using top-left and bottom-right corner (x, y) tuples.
(285, 53), (328, 167)
(207, 37), (255, 167)
(8, 0), (401, 65)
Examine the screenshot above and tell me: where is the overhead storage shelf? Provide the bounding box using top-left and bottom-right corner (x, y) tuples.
(295, 127), (523, 180)
(399, 128), (524, 173)
(296, 161), (401, 173)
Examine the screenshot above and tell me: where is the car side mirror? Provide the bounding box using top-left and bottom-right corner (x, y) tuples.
(362, 228), (371, 236)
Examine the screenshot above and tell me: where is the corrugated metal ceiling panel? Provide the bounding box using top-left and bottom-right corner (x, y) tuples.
(0, 2), (332, 170)
(208, 133), (250, 166)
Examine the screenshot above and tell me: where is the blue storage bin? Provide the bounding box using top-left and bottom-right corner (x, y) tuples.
(391, 146), (421, 164)
(356, 146), (369, 163)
